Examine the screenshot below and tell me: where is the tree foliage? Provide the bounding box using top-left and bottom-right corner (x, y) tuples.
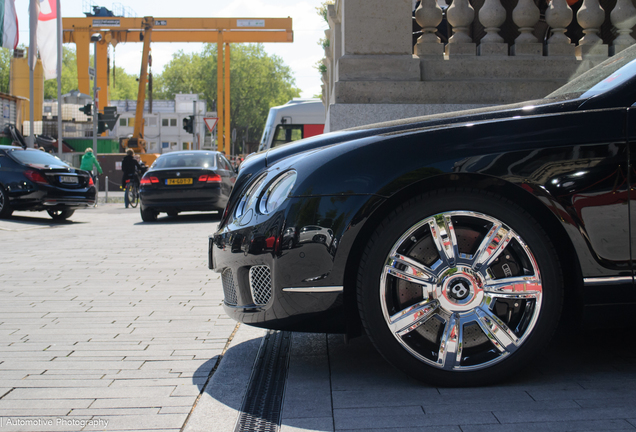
(0, 48), (10, 94)
(154, 43), (300, 150)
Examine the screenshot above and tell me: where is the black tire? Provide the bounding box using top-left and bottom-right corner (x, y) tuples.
(140, 207), (157, 222)
(0, 187), (13, 218)
(357, 189), (563, 387)
(47, 209), (75, 220)
(126, 183), (139, 208)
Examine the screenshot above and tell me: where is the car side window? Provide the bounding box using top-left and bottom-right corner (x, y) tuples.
(219, 155), (233, 171)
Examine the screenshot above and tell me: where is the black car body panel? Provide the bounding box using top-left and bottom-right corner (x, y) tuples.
(0, 146), (96, 213)
(211, 47), (636, 336)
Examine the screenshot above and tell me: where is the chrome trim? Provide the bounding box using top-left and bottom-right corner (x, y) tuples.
(583, 276), (633, 286)
(282, 286), (344, 293)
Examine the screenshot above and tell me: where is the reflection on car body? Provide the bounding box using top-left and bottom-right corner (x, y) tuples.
(210, 45), (636, 386)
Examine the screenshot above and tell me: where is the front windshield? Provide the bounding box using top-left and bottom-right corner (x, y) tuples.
(8, 149), (68, 168)
(259, 108), (277, 151)
(152, 152), (217, 169)
(547, 44), (636, 100)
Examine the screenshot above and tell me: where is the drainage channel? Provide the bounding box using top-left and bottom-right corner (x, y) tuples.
(234, 330), (292, 432)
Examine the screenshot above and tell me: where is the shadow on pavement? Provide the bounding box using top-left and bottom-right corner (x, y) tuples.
(1, 213), (85, 226)
(134, 212), (222, 226)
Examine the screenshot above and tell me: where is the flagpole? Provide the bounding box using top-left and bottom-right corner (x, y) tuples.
(28, 0), (37, 148)
(56, 0), (63, 157)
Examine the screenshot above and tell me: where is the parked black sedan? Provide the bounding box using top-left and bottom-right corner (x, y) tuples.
(0, 145), (96, 220)
(210, 45), (636, 386)
(139, 151), (236, 222)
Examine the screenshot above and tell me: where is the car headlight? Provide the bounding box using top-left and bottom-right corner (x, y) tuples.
(235, 174), (267, 219)
(259, 171), (297, 214)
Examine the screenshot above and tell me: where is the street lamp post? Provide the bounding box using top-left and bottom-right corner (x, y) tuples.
(90, 34), (102, 156)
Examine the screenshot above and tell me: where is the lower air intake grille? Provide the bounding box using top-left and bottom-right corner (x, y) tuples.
(221, 268), (238, 306)
(249, 265), (272, 306)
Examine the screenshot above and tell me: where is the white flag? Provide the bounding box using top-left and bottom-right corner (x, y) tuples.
(0, 0), (18, 49)
(37, 0), (57, 80)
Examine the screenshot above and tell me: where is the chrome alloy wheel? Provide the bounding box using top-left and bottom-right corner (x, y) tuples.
(380, 211), (543, 372)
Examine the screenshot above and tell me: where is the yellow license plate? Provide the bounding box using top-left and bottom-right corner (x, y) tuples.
(166, 178), (193, 185)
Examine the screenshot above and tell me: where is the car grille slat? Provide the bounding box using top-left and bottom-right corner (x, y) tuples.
(250, 265), (272, 306)
(221, 268), (238, 306)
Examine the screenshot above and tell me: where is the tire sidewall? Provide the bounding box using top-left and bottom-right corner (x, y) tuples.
(358, 190), (563, 386)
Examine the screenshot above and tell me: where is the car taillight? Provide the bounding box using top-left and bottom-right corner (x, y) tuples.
(140, 176), (159, 185)
(199, 174), (222, 183)
(24, 170), (48, 184)
(88, 176), (94, 186)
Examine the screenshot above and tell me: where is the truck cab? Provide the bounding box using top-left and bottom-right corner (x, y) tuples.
(258, 99), (325, 152)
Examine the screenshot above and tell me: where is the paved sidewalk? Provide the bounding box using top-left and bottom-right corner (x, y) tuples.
(0, 205), (234, 431)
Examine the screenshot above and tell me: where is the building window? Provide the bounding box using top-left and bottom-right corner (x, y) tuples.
(162, 142), (169, 149)
(148, 141), (158, 152)
(128, 118), (135, 127)
(182, 142), (192, 150)
(170, 118), (177, 127)
(119, 118), (126, 127)
(162, 118), (169, 127)
(148, 117), (157, 127)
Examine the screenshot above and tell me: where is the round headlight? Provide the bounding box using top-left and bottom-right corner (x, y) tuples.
(235, 174), (267, 219)
(259, 171), (297, 214)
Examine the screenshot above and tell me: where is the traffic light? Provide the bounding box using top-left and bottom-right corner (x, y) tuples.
(183, 115), (194, 134)
(79, 103), (92, 116)
(97, 113), (107, 134)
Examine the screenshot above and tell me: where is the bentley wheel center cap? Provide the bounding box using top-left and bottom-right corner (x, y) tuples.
(438, 269), (484, 312)
(449, 279), (471, 301)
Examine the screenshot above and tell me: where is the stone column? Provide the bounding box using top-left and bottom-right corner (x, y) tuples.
(576, 0), (608, 57)
(446, 0), (476, 56)
(339, 0), (420, 81)
(611, 0), (636, 55)
(414, 0), (444, 56)
(545, 0), (575, 56)
(511, 0), (542, 56)
(477, 0), (507, 56)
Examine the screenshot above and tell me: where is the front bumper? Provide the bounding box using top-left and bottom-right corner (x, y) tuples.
(209, 195), (371, 333)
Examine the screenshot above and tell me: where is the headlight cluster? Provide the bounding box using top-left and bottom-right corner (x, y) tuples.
(235, 171), (297, 218)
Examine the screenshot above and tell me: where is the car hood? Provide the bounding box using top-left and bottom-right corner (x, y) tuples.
(261, 97), (585, 169)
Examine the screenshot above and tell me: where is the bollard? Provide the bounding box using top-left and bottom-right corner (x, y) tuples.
(95, 176), (99, 207)
(105, 176), (109, 204)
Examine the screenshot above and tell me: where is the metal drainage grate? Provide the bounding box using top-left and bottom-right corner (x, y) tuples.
(234, 330), (291, 432)
(222, 268), (238, 306)
(249, 265), (272, 306)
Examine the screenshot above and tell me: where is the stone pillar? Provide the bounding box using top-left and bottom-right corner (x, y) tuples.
(414, 0), (444, 56)
(545, 0), (575, 56)
(446, 0), (476, 56)
(576, 0), (608, 57)
(611, 0), (636, 55)
(511, 0), (542, 56)
(477, 0), (507, 56)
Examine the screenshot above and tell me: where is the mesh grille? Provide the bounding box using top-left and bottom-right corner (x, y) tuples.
(250, 265), (272, 306)
(221, 268), (238, 306)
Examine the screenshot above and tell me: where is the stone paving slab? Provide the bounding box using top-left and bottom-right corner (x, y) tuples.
(0, 205), (236, 432)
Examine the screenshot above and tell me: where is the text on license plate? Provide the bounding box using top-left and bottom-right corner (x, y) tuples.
(59, 175), (78, 184)
(166, 178), (193, 185)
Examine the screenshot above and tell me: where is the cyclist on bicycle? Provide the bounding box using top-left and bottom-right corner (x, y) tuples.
(121, 149), (142, 208)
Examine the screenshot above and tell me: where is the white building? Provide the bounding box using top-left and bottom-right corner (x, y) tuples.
(112, 94), (216, 153)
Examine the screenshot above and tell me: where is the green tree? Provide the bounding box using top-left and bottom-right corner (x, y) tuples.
(109, 65), (140, 100)
(0, 48), (10, 94)
(154, 43), (299, 152)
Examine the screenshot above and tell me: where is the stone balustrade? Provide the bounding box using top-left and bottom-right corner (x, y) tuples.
(322, 0), (636, 132)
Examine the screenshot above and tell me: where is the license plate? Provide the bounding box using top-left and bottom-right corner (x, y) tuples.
(59, 175), (78, 184)
(166, 178), (193, 185)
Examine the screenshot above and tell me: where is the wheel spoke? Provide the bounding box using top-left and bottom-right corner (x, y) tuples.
(389, 299), (439, 336)
(437, 313), (461, 370)
(484, 275), (542, 300)
(472, 222), (513, 271)
(386, 253), (438, 289)
(475, 307), (519, 354)
(428, 214), (456, 268)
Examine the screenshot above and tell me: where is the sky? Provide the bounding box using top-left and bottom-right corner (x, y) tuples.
(16, 0), (329, 98)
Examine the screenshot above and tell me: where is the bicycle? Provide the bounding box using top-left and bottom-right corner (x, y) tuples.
(124, 175), (140, 208)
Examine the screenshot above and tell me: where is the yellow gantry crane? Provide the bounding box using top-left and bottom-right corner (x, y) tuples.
(62, 16), (293, 154)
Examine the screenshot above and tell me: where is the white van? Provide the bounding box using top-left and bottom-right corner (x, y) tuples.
(258, 99), (325, 152)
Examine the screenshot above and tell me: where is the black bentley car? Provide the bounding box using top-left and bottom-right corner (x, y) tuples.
(210, 44), (636, 386)
(139, 151), (236, 221)
(0, 146), (96, 220)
